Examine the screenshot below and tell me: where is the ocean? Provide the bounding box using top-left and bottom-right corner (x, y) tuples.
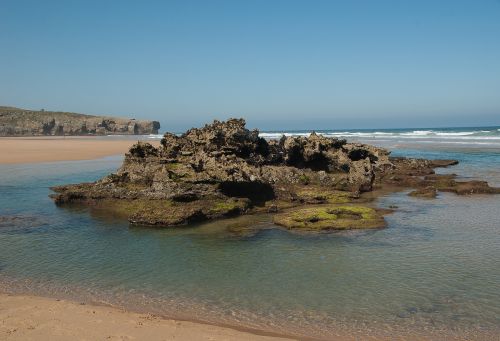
(1, 126), (499, 340)
(145, 125), (500, 149)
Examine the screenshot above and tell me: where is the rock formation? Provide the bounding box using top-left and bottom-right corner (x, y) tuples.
(50, 118), (500, 231)
(0, 106), (160, 136)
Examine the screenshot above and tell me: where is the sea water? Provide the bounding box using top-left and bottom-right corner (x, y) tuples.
(1, 129), (499, 340)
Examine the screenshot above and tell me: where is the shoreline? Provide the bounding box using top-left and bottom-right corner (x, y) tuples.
(1, 291), (495, 341)
(0, 137), (160, 164)
(0, 293), (300, 341)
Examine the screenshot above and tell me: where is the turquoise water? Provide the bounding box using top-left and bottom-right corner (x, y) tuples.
(1, 144), (499, 340)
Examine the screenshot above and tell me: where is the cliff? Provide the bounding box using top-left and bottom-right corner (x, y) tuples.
(0, 106), (160, 136)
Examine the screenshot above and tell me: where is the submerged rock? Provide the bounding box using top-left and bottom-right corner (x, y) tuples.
(50, 118), (500, 229)
(0, 215), (47, 230)
(409, 186), (438, 199)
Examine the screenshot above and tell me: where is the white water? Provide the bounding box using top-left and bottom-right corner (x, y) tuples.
(146, 127), (500, 147)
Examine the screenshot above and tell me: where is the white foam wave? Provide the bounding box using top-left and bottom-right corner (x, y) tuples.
(147, 134), (165, 139)
(258, 129), (500, 143)
(400, 130), (432, 136)
(142, 129), (500, 144)
(435, 132), (475, 136)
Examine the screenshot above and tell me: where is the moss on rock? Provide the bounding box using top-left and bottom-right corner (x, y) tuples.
(294, 186), (357, 204)
(273, 205), (386, 230)
(89, 197), (249, 226)
(208, 199), (248, 215)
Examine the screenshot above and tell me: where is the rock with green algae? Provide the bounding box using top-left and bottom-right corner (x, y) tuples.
(49, 118), (499, 229)
(85, 197), (249, 226)
(378, 159), (500, 198)
(294, 186), (360, 204)
(273, 205), (387, 230)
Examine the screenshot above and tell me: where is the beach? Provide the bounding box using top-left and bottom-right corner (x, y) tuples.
(0, 137), (158, 164)
(0, 294), (293, 341)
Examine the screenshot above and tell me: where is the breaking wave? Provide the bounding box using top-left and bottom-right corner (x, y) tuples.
(257, 127), (500, 145)
(145, 127), (500, 146)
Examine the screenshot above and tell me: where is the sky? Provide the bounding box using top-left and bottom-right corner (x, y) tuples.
(1, 0), (499, 131)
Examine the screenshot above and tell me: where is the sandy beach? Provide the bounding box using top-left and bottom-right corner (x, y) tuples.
(0, 294), (295, 341)
(0, 137), (159, 164)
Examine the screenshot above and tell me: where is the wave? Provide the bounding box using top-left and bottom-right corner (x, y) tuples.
(147, 134), (165, 139)
(259, 128), (500, 140)
(146, 128), (500, 146)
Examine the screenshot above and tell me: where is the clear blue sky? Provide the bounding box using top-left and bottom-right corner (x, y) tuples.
(1, 0), (499, 131)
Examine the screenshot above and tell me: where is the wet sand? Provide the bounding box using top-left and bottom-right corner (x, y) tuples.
(0, 294), (295, 341)
(0, 137), (159, 164)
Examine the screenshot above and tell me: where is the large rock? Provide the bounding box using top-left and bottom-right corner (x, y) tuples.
(0, 106), (160, 136)
(50, 118), (499, 228)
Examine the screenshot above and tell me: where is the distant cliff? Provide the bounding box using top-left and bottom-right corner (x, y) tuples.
(0, 106), (160, 136)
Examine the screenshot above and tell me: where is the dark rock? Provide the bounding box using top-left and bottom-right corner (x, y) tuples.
(376, 158), (500, 196)
(49, 118), (499, 228)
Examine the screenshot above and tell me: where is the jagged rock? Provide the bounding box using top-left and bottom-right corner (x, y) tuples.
(0, 106), (160, 136)
(50, 118), (499, 228)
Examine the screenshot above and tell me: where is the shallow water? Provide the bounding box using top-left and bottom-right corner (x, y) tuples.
(0, 144), (499, 340)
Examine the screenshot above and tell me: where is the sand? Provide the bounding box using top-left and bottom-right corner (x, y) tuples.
(0, 137), (159, 164)
(0, 294), (295, 341)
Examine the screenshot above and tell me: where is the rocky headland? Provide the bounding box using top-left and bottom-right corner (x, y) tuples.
(50, 118), (500, 232)
(0, 106), (160, 136)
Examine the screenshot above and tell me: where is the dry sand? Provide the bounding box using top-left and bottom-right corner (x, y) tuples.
(0, 294), (295, 341)
(0, 137), (159, 164)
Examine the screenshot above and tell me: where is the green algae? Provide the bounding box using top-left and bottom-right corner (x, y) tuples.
(273, 205), (386, 230)
(97, 198), (173, 217)
(298, 174), (311, 185)
(295, 186), (356, 204)
(209, 200), (247, 215)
